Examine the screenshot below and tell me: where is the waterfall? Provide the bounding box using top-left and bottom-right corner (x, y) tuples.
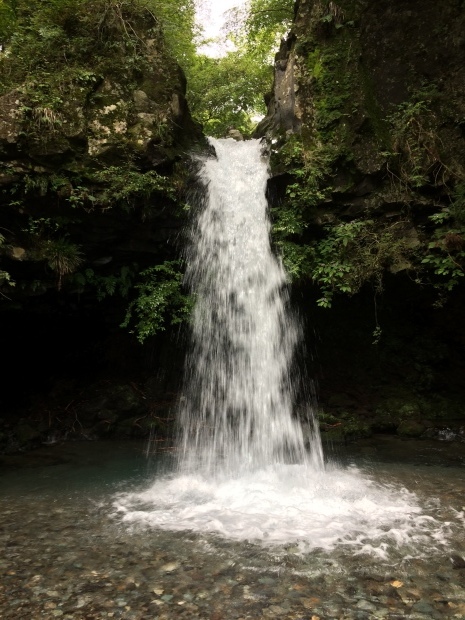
(177, 137), (323, 475)
(113, 139), (443, 558)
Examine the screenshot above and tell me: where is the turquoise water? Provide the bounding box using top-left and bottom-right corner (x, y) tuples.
(1, 438), (464, 619)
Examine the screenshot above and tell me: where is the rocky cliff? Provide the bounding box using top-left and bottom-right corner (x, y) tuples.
(257, 0), (465, 441)
(0, 0), (202, 451)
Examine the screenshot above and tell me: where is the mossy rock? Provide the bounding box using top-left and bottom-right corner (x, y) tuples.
(397, 419), (426, 438)
(375, 397), (422, 426)
(14, 422), (43, 445)
(418, 396), (465, 425)
(110, 385), (145, 417)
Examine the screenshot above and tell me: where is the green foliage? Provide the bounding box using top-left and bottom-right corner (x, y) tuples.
(12, 166), (174, 216)
(450, 181), (465, 224)
(64, 167), (175, 213)
(0, 0), (196, 95)
(271, 204), (306, 237)
(270, 179), (314, 281)
(92, 166), (175, 211)
(0, 0), (198, 167)
(421, 249), (464, 290)
(387, 86), (447, 188)
(0, 269), (14, 286)
(269, 27), (362, 286)
(187, 0), (293, 136)
(74, 265), (136, 300)
(269, 137), (335, 283)
(416, 181), (465, 293)
(225, 0), (293, 59)
(41, 238), (84, 289)
(187, 51), (271, 137)
(420, 211), (465, 291)
(309, 220), (413, 307)
(150, 0), (197, 68)
(22, 215), (67, 236)
(122, 260), (193, 342)
(274, 240), (313, 281)
(0, 0), (16, 47)
(306, 46), (354, 134)
(281, 136), (337, 207)
(0, 232), (15, 297)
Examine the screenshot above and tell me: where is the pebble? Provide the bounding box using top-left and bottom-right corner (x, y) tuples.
(356, 599), (378, 611)
(160, 562), (179, 573)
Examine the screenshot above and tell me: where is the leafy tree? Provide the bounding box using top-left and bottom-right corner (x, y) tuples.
(150, 0), (197, 68)
(187, 50), (271, 137)
(226, 0), (293, 59)
(0, 0), (197, 78)
(186, 0), (294, 137)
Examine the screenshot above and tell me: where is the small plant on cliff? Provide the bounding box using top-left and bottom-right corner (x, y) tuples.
(0, 232), (15, 298)
(121, 260), (193, 342)
(270, 136), (338, 281)
(416, 179), (465, 294)
(41, 238), (84, 290)
(93, 166), (175, 212)
(421, 210), (465, 292)
(309, 219), (413, 307)
(387, 87), (448, 188)
(74, 265), (137, 300)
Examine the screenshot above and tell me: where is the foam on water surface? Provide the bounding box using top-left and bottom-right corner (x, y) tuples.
(113, 463), (453, 559)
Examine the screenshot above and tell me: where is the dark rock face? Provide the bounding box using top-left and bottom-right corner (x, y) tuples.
(359, 0), (465, 109)
(255, 36), (301, 137)
(0, 4), (203, 451)
(257, 0), (465, 438)
(259, 0), (465, 182)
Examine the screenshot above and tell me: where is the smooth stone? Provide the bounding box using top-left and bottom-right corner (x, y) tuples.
(161, 594), (174, 602)
(160, 562), (179, 572)
(411, 601), (435, 614)
(356, 599), (377, 611)
(258, 577), (276, 585)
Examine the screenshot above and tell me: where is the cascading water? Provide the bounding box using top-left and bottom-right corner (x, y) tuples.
(114, 139), (456, 558)
(177, 137), (323, 476)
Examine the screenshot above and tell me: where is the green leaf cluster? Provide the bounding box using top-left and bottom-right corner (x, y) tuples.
(309, 220), (414, 308)
(386, 86), (447, 188)
(420, 206), (465, 292)
(0, 233), (15, 297)
(92, 167), (175, 211)
(40, 237), (84, 290)
(121, 260), (193, 342)
(74, 265), (137, 300)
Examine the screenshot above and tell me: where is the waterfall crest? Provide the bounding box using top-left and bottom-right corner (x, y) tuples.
(177, 138), (323, 475)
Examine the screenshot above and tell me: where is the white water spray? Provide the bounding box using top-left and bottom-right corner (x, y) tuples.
(177, 137), (322, 475)
(113, 139), (454, 557)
